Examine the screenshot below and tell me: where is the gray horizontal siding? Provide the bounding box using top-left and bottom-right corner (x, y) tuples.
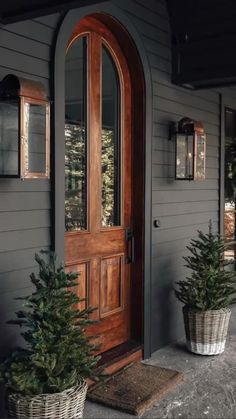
(0, 14), (59, 85)
(0, 192), (50, 211)
(152, 178), (218, 191)
(0, 210), (50, 232)
(0, 228), (50, 253)
(151, 164), (219, 180)
(0, 268), (36, 295)
(0, 46), (48, 78)
(154, 83), (219, 111)
(0, 179), (50, 192)
(33, 13), (61, 28)
(152, 211), (218, 231)
(0, 247), (50, 275)
(153, 200), (218, 218)
(1, 0), (236, 371)
(115, 0), (222, 351)
(5, 20), (55, 45)
(0, 287), (33, 319)
(0, 29), (50, 61)
(143, 36), (171, 60)
(152, 220), (218, 245)
(0, 15), (59, 367)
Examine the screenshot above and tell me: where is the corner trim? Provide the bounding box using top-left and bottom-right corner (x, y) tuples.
(219, 92), (236, 236)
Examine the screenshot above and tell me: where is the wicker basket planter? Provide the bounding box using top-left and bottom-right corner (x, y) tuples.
(7, 379), (88, 419)
(183, 306), (231, 355)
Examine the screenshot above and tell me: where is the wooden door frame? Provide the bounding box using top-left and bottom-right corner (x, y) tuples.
(53, 4), (152, 358)
(65, 17), (133, 353)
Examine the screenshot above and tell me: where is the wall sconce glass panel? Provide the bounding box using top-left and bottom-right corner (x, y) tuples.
(0, 74), (50, 179)
(173, 117), (206, 181)
(21, 99), (50, 179)
(0, 101), (19, 177)
(176, 133), (194, 179)
(195, 133), (206, 180)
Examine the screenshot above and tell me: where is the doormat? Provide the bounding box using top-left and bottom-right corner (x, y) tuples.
(88, 362), (184, 416)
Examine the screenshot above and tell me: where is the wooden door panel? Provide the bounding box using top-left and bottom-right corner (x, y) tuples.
(65, 262), (88, 311)
(100, 254), (124, 317)
(65, 229), (125, 261)
(88, 309), (130, 353)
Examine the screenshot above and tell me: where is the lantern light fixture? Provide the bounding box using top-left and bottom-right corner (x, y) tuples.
(172, 117), (206, 180)
(0, 74), (50, 179)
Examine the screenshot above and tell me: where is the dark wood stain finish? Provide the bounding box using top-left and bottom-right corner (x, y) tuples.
(96, 12), (146, 345)
(65, 17), (132, 354)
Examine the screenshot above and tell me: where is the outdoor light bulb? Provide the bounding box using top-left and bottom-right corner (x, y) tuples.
(188, 152), (192, 159)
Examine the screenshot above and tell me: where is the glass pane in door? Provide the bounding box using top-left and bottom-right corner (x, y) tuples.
(101, 46), (121, 227)
(65, 36), (87, 231)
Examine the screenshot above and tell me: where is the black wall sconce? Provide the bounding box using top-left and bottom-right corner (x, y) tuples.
(172, 117), (206, 180)
(0, 74), (50, 179)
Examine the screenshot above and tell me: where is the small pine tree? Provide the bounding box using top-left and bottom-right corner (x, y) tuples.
(175, 221), (236, 311)
(0, 251), (100, 395)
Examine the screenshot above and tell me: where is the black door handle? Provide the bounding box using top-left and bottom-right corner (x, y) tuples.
(125, 228), (134, 264)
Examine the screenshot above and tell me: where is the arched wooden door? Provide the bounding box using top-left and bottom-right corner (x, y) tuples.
(64, 16), (132, 353)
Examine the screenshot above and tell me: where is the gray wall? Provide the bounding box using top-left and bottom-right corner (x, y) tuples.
(114, 0), (222, 351)
(0, 14), (60, 360)
(0, 15), (62, 416)
(0, 0), (236, 371)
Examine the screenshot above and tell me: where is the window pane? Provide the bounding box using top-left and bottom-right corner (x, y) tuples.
(101, 46), (121, 227)
(195, 134), (205, 180)
(65, 36), (87, 232)
(176, 134), (194, 179)
(224, 108), (236, 263)
(25, 103), (46, 173)
(0, 101), (19, 176)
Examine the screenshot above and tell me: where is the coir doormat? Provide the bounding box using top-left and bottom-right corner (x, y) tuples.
(88, 362), (184, 416)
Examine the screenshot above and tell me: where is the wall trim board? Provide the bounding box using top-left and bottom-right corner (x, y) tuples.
(219, 92), (236, 236)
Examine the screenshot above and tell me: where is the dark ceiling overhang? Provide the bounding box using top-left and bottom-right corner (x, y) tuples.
(0, 0), (105, 24)
(1, 0), (236, 90)
(167, 0), (236, 89)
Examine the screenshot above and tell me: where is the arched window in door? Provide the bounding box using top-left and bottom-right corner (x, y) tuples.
(65, 20), (125, 233)
(65, 36), (87, 231)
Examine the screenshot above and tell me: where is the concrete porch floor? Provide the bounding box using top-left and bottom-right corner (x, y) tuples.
(84, 308), (236, 419)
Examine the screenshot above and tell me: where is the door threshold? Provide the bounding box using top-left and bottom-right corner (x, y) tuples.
(87, 341), (143, 387)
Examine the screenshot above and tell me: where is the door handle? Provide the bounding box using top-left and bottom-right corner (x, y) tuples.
(125, 228), (134, 264)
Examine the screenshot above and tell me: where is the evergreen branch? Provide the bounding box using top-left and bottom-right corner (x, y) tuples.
(0, 251), (100, 395)
(175, 221), (236, 311)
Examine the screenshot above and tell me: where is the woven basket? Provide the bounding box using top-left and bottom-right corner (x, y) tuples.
(7, 379), (87, 419)
(183, 306), (231, 355)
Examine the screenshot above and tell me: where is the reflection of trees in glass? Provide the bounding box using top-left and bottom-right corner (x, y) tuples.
(101, 129), (119, 227)
(176, 135), (193, 178)
(65, 124), (118, 231)
(225, 137), (236, 204)
(224, 110), (236, 264)
(224, 136), (236, 247)
(65, 122), (86, 231)
(196, 135), (205, 179)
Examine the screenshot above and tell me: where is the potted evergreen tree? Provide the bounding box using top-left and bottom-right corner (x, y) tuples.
(0, 252), (100, 418)
(175, 221), (236, 355)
